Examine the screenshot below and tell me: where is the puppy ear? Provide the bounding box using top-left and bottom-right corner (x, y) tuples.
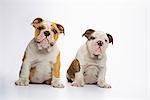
(82, 29), (95, 39)
(31, 18), (44, 28)
(52, 23), (65, 35)
(56, 24), (65, 35)
(106, 33), (113, 45)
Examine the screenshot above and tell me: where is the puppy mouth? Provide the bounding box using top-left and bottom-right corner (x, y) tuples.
(36, 38), (54, 46)
(95, 46), (101, 52)
(93, 45), (103, 56)
(95, 45), (102, 54)
(93, 54), (99, 57)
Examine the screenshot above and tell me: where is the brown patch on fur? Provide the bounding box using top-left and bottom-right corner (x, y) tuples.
(67, 59), (80, 82)
(50, 23), (64, 41)
(29, 67), (36, 81)
(31, 18), (44, 28)
(56, 24), (64, 34)
(19, 65), (23, 77)
(22, 52), (26, 61)
(19, 52), (27, 76)
(53, 52), (61, 78)
(51, 23), (64, 34)
(82, 29), (95, 40)
(33, 18), (43, 23)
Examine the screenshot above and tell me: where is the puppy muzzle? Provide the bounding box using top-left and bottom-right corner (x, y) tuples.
(36, 31), (55, 46)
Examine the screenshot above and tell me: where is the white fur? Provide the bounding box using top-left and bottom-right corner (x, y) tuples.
(71, 68), (84, 87)
(73, 31), (111, 88)
(15, 39), (64, 87)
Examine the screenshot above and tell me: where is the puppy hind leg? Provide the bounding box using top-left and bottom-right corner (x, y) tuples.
(66, 73), (73, 83)
(67, 59), (80, 83)
(44, 78), (52, 85)
(71, 71), (84, 87)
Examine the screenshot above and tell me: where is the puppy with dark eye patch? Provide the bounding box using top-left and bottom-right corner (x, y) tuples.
(67, 29), (113, 88)
(15, 18), (65, 88)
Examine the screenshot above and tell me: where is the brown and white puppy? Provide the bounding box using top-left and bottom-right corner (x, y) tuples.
(15, 18), (65, 88)
(67, 29), (113, 88)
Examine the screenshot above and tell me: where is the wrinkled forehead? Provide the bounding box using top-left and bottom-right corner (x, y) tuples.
(92, 31), (107, 38)
(42, 21), (52, 28)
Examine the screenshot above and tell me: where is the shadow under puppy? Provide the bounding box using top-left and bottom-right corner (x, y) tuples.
(67, 29), (113, 88)
(15, 18), (65, 88)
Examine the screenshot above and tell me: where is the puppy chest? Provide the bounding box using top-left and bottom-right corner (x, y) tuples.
(30, 63), (53, 83)
(83, 65), (99, 84)
(34, 53), (57, 64)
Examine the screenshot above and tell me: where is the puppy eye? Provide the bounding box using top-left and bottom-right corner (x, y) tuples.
(37, 27), (45, 30)
(52, 29), (57, 34)
(90, 36), (95, 40)
(105, 39), (107, 42)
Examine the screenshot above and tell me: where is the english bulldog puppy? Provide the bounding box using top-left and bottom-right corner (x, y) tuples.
(67, 29), (113, 88)
(15, 18), (65, 88)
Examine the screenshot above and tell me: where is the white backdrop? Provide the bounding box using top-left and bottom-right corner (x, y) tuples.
(0, 0), (149, 100)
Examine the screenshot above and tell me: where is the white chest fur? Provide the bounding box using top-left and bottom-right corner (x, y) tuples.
(25, 39), (60, 83)
(75, 44), (106, 84)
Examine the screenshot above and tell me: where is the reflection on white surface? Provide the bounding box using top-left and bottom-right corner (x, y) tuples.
(0, 76), (147, 100)
(0, 0), (149, 100)
(0, 75), (148, 100)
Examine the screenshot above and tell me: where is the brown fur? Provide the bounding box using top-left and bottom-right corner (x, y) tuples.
(19, 65), (23, 77)
(31, 18), (44, 28)
(82, 29), (95, 40)
(22, 51), (26, 61)
(29, 67), (36, 81)
(19, 52), (27, 76)
(53, 52), (61, 78)
(67, 59), (80, 82)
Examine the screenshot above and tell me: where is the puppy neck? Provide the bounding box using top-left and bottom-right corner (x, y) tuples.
(33, 38), (55, 52)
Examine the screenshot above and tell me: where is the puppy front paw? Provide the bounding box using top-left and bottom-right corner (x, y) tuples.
(97, 82), (111, 88)
(71, 81), (84, 87)
(51, 79), (64, 88)
(15, 78), (29, 86)
(52, 82), (64, 88)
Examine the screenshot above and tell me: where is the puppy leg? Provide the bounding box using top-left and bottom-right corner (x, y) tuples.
(67, 59), (84, 87)
(67, 59), (80, 82)
(97, 67), (111, 88)
(15, 60), (31, 86)
(51, 53), (64, 88)
(71, 70), (84, 87)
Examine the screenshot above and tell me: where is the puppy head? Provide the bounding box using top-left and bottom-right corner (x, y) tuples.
(31, 18), (64, 49)
(82, 29), (113, 58)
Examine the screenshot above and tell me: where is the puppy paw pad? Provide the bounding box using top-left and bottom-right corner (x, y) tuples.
(71, 82), (84, 87)
(98, 83), (111, 88)
(15, 79), (29, 86)
(52, 83), (65, 88)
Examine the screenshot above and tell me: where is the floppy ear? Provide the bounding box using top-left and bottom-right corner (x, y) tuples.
(52, 23), (65, 35)
(82, 29), (95, 40)
(106, 33), (113, 45)
(31, 18), (44, 28)
(56, 24), (65, 34)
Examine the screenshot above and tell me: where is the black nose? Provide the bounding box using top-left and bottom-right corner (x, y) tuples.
(97, 41), (103, 46)
(44, 31), (50, 37)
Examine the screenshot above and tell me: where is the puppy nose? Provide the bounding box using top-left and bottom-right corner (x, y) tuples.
(44, 31), (50, 37)
(97, 41), (103, 46)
